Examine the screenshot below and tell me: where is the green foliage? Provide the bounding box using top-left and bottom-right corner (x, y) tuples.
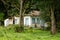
(40, 9), (50, 22)
(0, 26), (60, 40)
(15, 26), (24, 32)
(0, 12), (4, 21)
(6, 25), (24, 32)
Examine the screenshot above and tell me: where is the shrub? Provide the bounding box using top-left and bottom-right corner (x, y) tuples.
(15, 25), (24, 32)
(4, 25), (25, 32)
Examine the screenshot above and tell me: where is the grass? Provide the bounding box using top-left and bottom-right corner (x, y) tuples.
(0, 26), (60, 40)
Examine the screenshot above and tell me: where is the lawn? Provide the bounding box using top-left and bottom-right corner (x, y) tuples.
(0, 27), (60, 40)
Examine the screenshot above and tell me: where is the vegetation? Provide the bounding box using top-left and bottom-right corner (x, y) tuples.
(0, 0), (60, 35)
(19, 0), (60, 34)
(0, 26), (60, 40)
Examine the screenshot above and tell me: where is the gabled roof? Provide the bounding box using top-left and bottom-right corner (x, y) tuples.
(25, 10), (40, 16)
(30, 10), (40, 16)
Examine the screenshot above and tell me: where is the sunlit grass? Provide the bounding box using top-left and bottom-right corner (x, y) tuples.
(0, 26), (60, 40)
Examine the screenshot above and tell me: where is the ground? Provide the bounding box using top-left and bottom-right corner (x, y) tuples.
(0, 27), (60, 40)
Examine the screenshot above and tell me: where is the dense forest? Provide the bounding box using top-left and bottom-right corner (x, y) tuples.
(0, 0), (60, 35)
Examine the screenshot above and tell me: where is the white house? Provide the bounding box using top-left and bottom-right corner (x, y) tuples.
(4, 10), (45, 27)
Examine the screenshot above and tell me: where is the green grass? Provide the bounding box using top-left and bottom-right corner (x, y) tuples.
(0, 27), (60, 40)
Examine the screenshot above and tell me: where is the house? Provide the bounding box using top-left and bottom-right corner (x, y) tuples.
(4, 10), (45, 28)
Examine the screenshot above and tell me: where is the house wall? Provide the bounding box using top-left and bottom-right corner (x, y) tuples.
(14, 17), (19, 24)
(9, 19), (13, 24)
(4, 16), (45, 27)
(4, 19), (9, 26)
(14, 16), (32, 27)
(4, 16), (32, 27)
(24, 16), (31, 27)
(4, 18), (13, 26)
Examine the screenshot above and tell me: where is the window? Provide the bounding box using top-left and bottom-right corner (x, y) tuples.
(15, 19), (17, 24)
(37, 18), (40, 24)
(25, 18), (29, 25)
(32, 18), (35, 24)
(32, 18), (40, 24)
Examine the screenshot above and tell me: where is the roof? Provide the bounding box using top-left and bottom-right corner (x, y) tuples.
(30, 10), (40, 16)
(25, 10), (40, 16)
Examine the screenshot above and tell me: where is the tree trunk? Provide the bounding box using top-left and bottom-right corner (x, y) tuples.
(50, 8), (56, 35)
(19, 0), (24, 27)
(15, 0), (24, 32)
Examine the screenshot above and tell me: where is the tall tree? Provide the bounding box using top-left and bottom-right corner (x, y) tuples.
(19, 0), (37, 27)
(19, 0), (23, 27)
(33, 0), (57, 34)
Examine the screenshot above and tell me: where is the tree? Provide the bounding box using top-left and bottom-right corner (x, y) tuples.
(0, 0), (60, 34)
(0, 12), (4, 25)
(32, 0), (57, 34)
(19, 0), (40, 26)
(0, 0), (19, 18)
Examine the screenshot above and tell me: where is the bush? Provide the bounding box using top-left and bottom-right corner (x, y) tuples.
(5, 25), (16, 33)
(15, 25), (24, 32)
(15, 26), (24, 32)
